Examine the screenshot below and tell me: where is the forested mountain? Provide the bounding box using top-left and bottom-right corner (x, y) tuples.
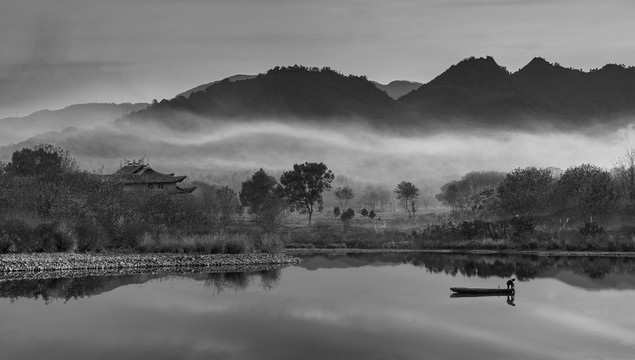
(176, 75), (256, 99)
(125, 57), (635, 131)
(129, 66), (399, 128)
(399, 56), (635, 129)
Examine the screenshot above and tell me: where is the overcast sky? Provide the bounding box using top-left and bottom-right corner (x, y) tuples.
(1, 0), (634, 118)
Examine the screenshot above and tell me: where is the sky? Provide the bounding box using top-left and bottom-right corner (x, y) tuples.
(1, 0), (634, 118)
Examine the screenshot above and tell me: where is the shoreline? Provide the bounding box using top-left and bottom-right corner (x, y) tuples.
(3, 248), (635, 279)
(284, 248), (635, 257)
(0, 253), (302, 275)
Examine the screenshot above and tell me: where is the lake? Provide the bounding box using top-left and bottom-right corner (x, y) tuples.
(1, 252), (634, 360)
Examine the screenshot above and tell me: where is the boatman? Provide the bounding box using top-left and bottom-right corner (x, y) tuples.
(507, 278), (516, 290)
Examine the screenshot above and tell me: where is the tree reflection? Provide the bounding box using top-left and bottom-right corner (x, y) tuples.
(0, 268), (284, 303)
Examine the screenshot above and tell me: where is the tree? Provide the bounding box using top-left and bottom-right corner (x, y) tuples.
(5, 144), (78, 178)
(333, 206), (341, 217)
(214, 186), (243, 230)
(240, 169), (279, 214)
(436, 171), (506, 210)
(614, 148), (635, 203)
(394, 181), (419, 217)
(556, 164), (617, 222)
(280, 162), (334, 225)
(4, 144), (80, 217)
(340, 208), (355, 221)
(361, 208), (369, 217)
(420, 186), (433, 210)
(498, 167), (555, 218)
(334, 186), (355, 208)
(240, 169), (287, 233)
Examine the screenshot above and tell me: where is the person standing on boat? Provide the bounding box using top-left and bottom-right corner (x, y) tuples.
(507, 278), (515, 290)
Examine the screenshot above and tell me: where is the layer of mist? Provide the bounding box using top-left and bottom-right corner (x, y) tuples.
(2, 114), (635, 192)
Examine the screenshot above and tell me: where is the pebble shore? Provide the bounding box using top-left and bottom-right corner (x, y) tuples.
(0, 252), (302, 275)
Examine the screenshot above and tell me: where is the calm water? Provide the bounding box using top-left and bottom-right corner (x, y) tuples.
(1, 253), (634, 360)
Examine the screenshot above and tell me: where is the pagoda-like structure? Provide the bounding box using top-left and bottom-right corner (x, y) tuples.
(110, 159), (195, 194)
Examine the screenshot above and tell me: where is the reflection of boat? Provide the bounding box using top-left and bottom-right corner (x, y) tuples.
(450, 287), (515, 295)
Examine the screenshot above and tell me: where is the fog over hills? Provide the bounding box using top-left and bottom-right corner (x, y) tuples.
(126, 57), (635, 132)
(0, 103), (148, 145)
(3, 57), (635, 191)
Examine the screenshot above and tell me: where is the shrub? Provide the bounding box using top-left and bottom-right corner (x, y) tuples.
(225, 235), (250, 254)
(0, 218), (35, 253)
(579, 222), (605, 236)
(74, 219), (105, 252)
(34, 222), (77, 253)
(257, 233), (285, 254)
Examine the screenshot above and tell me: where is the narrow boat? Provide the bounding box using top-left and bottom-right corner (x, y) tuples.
(450, 287), (514, 295)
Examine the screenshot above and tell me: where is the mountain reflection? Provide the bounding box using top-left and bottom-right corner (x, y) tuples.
(0, 269), (282, 303)
(298, 252), (635, 289)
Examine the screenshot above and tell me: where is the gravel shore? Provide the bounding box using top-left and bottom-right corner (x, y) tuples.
(0, 252), (302, 274)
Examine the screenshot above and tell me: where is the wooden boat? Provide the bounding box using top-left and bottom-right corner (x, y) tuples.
(450, 287), (514, 295)
(450, 292), (514, 298)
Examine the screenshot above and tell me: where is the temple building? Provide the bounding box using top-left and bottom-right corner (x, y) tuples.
(110, 160), (196, 194)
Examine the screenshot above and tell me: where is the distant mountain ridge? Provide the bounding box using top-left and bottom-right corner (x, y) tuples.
(399, 56), (635, 129)
(126, 57), (635, 131)
(0, 103), (148, 145)
(176, 74), (257, 98)
(372, 80), (422, 99)
(130, 66), (399, 128)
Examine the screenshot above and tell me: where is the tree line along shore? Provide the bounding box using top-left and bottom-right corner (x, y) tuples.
(2, 144), (635, 256)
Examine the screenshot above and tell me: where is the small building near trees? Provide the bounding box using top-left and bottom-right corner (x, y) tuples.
(110, 160), (196, 194)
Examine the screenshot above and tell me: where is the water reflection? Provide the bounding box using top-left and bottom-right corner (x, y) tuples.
(1, 253), (634, 360)
(298, 252), (635, 290)
(0, 269), (282, 303)
(450, 292), (516, 306)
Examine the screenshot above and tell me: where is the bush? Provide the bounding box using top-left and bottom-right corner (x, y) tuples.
(257, 233), (285, 254)
(34, 222), (77, 253)
(0, 218), (35, 253)
(74, 219), (106, 252)
(579, 222), (605, 236)
(340, 208), (355, 221)
(225, 235), (250, 254)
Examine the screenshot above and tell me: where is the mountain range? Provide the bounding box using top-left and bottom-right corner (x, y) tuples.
(126, 57), (635, 132)
(0, 103), (148, 145)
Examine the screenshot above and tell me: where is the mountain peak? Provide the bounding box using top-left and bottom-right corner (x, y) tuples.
(425, 55), (511, 88)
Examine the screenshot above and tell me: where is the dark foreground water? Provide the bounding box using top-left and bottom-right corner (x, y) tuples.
(1, 253), (634, 360)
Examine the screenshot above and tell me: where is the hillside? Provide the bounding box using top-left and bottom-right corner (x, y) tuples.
(0, 103), (148, 145)
(176, 75), (256, 98)
(372, 80), (422, 99)
(127, 66), (400, 128)
(126, 58), (635, 132)
(399, 56), (635, 129)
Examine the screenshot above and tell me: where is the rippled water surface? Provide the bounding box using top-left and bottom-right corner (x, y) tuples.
(1, 253), (634, 360)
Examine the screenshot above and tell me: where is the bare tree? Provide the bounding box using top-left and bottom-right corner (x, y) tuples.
(614, 147), (635, 203)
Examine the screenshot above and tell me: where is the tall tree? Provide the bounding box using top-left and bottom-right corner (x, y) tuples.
(556, 164), (617, 222)
(240, 169), (287, 233)
(614, 148), (635, 204)
(498, 167), (554, 218)
(394, 181), (419, 217)
(334, 186), (355, 208)
(280, 162), (334, 225)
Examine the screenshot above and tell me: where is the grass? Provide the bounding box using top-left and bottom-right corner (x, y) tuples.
(136, 233), (254, 254)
